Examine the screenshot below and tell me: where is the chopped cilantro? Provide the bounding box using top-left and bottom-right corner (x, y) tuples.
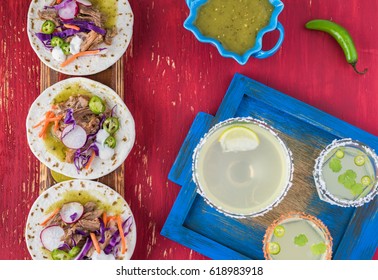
(329, 157), (342, 172)
(350, 183), (364, 196)
(338, 169), (357, 189)
(294, 234), (308, 246)
(311, 242), (327, 255)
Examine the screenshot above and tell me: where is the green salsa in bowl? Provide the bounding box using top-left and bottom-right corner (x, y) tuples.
(184, 0), (284, 64)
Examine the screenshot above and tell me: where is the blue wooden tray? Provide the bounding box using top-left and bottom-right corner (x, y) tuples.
(161, 73), (378, 260)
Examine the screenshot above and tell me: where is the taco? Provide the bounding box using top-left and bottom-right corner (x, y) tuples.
(25, 180), (136, 260)
(26, 77), (135, 179)
(27, 0), (133, 75)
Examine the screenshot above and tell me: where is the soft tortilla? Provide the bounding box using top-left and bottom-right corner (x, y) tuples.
(25, 180), (137, 260)
(27, 0), (133, 76)
(26, 77), (135, 179)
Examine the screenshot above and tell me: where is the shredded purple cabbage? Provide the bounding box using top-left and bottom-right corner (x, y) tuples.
(98, 218), (106, 244)
(73, 143), (99, 171)
(54, 29), (81, 38)
(103, 216), (133, 255)
(61, 109), (77, 139)
(64, 108), (75, 124)
(70, 212), (78, 222)
(63, 19), (107, 36)
(110, 105), (117, 117)
(45, 0), (74, 10)
(75, 229), (88, 236)
(58, 243), (71, 252)
(35, 32), (53, 50)
(74, 238), (92, 260)
(71, 236), (77, 247)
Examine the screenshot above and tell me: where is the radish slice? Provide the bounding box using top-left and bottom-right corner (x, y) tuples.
(60, 202), (84, 224)
(76, 0), (92, 6)
(61, 124), (87, 149)
(58, 0), (78, 20)
(40, 225), (65, 251)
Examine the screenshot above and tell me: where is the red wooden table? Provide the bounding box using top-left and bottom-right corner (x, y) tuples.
(0, 0), (377, 260)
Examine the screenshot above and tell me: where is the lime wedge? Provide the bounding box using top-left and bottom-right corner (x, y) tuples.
(268, 242), (281, 255)
(273, 225), (285, 238)
(51, 170), (74, 183)
(361, 175), (372, 186)
(354, 155), (365, 166)
(218, 126), (259, 152)
(335, 149), (344, 159)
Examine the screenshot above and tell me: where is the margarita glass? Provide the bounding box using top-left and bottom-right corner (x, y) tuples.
(313, 138), (378, 207)
(192, 117), (293, 218)
(263, 212), (333, 260)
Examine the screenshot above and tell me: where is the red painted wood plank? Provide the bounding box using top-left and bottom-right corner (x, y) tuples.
(0, 0), (377, 260)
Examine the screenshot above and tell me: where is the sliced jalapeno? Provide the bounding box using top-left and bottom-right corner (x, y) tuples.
(61, 42), (71, 55)
(105, 136), (117, 148)
(103, 117), (119, 134)
(51, 249), (71, 260)
(51, 36), (64, 47)
(68, 246), (81, 257)
(41, 20), (56, 34)
(89, 96), (105, 114)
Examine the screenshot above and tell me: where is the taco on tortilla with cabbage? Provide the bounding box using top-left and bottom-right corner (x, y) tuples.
(26, 77), (135, 179)
(25, 180), (136, 260)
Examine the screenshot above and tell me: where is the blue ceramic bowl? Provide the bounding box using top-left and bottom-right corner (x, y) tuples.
(184, 0), (285, 65)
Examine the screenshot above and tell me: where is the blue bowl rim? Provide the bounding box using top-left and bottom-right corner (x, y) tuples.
(184, 0), (284, 64)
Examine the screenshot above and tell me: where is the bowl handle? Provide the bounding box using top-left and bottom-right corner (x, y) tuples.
(186, 0), (195, 8)
(254, 22), (285, 59)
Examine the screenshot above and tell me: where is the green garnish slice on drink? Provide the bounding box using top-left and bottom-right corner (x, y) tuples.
(361, 176), (372, 186)
(268, 242), (281, 255)
(273, 225), (285, 237)
(335, 149), (345, 159)
(354, 155), (365, 166)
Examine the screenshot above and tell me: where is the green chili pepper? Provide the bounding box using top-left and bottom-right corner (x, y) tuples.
(103, 117), (119, 134)
(89, 96), (105, 114)
(51, 249), (71, 260)
(51, 36), (64, 47)
(68, 246), (81, 257)
(61, 42), (71, 55)
(305, 19), (367, 75)
(41, 20), (56, 34)
(105, 136), (117, 148)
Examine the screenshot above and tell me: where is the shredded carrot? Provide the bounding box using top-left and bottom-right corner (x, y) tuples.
(56, 0), (62, 4)
(102, 212), (107, 227)
(40, 208), (60, 226)
(33, 111), (63, 138)
(85, 151), (96, 170)
(106, 216), (117, 223)
(51, 104), (58, 110)
(64, 24), (80, 31)
(61, 50), (101, 67)
(116, 215), (127, 254)
(90, 232), (101, 254)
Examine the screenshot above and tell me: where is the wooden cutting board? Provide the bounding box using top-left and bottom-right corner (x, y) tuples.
(39, 60), (125, 197)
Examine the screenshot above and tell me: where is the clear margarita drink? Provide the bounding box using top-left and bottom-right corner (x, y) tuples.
(263, 212), (333, 260)
(192, 117), (293, 218)
(314, 139), (378, 207)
